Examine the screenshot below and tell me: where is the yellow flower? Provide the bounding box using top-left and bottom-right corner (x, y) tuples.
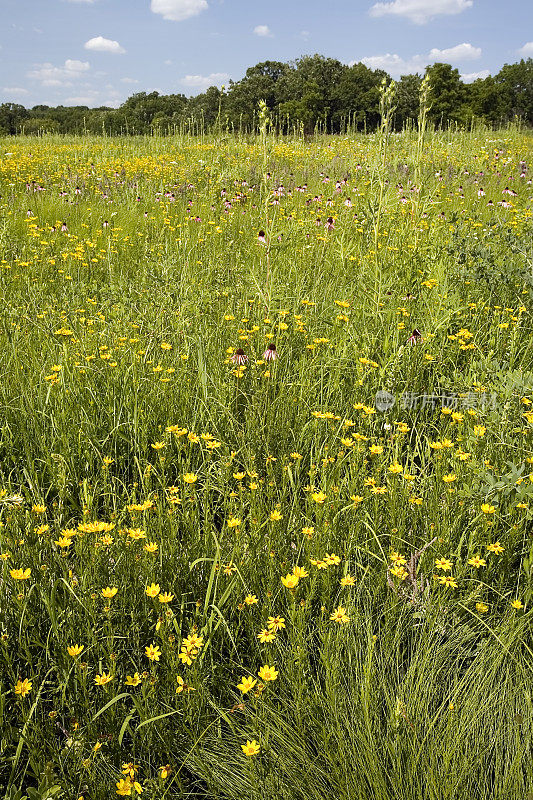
(14, 678), (32, 697)
(468, 555), (486, 568)
(269, 510), (283, 521)
(101, 586), (118, 599)
(434, 558), (453, 571)
(369, 445), (384, 456)
(511, 599), (524, 610)
(227, 517), (241, 528)
(32, 504), (46, 513)
(473, 425), (486, 437)
(145, 643), (161, 661)
(388, 462), (403, 474)
(476, 602), (489, 613)
(183, 473), (198, 484)
(145, 583), (160, 598)
(10, 568), (31, 580)
(330, 605), (350, 623)
(258, 664), (278, 682)
(151, 442), (166, 450)
(125, 673), (142, 686)
(311, 491), (327, 503)
(267, 615), (285, 631)
(158, 592), (174, 603)
(237, 676), (257, 694)
(95, 672), (113, 686)
(257, 628), (276, 643)
(389, 551), (407, 565)
(144, 542), (158, 553)
(302, 526), (314, 537)
(486, 542), (504, 554)
(340, 575), (355, 586)
(241, 740), (260, 756)
(481, 503), (496, 514)
(292, 565), (308, 579)
(389, 564), (408, 580)
(281, 573), (299, 589)
(442, 474), (457, 483)
(244, 594), (259, 605)
(68, 644), (84, 657)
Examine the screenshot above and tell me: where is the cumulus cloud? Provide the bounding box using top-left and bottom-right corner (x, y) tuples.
(357, 41), (481, 77)
(428, 43), (481, 60)
(180, 72), (229, 89)
(27, 59), (90, 87)
(253, 24), (272, 37)
(369, 0), (473, 25)
(3, 87), (29, 95)
(151, 0), (208, 22)
(461, 69), (490, 82)
(518, 42), (533, 57)
(84, 36), (125, 53)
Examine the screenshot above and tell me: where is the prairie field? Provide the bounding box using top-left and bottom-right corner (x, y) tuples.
(0, 126), (532, 800)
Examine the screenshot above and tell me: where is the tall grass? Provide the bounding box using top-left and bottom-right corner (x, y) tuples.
(0, 124), (531, 799)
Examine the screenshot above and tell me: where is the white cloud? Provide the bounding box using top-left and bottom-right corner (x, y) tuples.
(151, 0), (208, 22)
(120, 77), (139, 84)
(180, 72), (229, 89)
(84, 36), (126, 54)
(357, 41), (481, 77)
(253, 24), (272, 37)
(369, 0), (473, 25)
(27, 59), (90, 87)
(518, 42), (533, 58)
(3, 86), (29, 94)
(461, 69), (490, 82)
(428, 43), (481, 61)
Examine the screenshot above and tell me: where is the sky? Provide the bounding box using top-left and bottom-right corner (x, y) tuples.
(1, 0), (532, 108)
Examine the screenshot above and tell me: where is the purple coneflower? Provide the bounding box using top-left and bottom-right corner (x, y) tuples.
(257, 230), (266, 244)
(61, 222), (68, 232)
(263, 343), (278, 361)
(325, 217), (335, 231)
(231, 349), (248, 365)
(406, 329), (423, 345)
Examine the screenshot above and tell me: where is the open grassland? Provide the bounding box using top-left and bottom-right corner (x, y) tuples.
(0, 127), (532, 800)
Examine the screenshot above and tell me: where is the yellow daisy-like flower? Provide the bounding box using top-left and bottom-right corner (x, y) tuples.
(258, 664), (278, 682)
(101, 586), (118, 599)
(269, 510), (283, 521)
(125, 673), (142, 686)
(183, 473), (198, 484)
(94, 671), (113, 686)
(67, 644), (84, 657)
(481, 503), (496, 514)
(145, 643), (161, 661)
(330, 606), (350, 623)
(311, 491), (327, 503)
(241, 740), (260, 756)
(468, 555), (486, 568)
(145, 583), (160, 598)
(257, 628), (276, 643)
(14, 678), (32, 697)
(237, 676), (257, 694)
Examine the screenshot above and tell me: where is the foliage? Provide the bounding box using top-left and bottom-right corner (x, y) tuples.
(0, 125), (531, 799)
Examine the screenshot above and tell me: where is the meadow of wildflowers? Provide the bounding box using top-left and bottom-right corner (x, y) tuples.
(0, 121), (532, 799)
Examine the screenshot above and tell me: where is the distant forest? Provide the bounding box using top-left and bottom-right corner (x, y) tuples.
(1, 55), (532, 135)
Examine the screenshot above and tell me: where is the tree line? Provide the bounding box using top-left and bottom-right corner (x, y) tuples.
(1, 55), (532, 136)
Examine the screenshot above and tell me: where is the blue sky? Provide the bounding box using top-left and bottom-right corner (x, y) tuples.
(1, 0), (532, 108)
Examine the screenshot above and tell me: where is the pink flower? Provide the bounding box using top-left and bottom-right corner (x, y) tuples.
(406, 329), (423, 345)
(325, 217), (335, 231)
(257, 230), (266, 244)
(263, 343), (277, 361)
(231, 349), (248, 365)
